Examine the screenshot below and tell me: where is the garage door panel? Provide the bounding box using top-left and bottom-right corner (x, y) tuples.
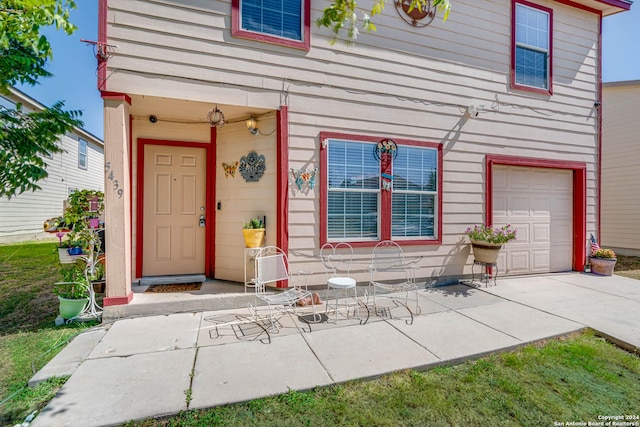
(551, 197), (572, 218)
(509, 251), (530, 273)
(509, 169), (531, 189)
(551, 221), (572, 244)
(551, 170), (573, 188)
(532, 250), (551, 271)
(508, 195), (530, 216)
(493, 166), (573, 275)
(532, 224), (550, 244)
(493, 194), (507, 216)
(531, 197), (551, 217)
(550, 245), (572, 271)
(531, 170), (551, 190)
(494, 168), (508, 189)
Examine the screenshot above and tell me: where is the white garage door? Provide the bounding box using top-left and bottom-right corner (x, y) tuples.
(493, 166), (573, 275)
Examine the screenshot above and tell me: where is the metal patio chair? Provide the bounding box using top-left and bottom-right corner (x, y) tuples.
(321, 243), (368, 324)
(250, 246), (317, 332)
(368, 240), (421, 321)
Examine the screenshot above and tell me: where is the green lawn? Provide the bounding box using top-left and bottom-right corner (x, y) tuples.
(125, 332), (640, 427)
(0, 241), (93, 425)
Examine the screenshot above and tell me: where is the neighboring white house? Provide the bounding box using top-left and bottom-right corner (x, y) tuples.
(601, 80), (640, 255)
(0, 87), (104, 243)
(96, 0), (631, 306)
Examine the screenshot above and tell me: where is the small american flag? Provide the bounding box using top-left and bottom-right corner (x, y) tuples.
(590, 234), (600, 255)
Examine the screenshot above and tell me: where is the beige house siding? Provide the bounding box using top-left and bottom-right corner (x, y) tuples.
(601, 80), (640, 253)
(104, 0), (602, 285)
(0, 89), (104, 243)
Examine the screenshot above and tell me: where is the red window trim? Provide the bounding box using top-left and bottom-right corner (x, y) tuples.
(485, 155), (587, 272)
(319, 132), (443, 248)
(231, 0), (311, 51)
(511, 0), (554, 96)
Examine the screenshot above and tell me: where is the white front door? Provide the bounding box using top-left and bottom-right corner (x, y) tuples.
(142, 144), (207, 276)
(493, 166), (573, 275)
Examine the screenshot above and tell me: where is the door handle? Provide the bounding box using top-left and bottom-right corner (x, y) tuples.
(199, 215), (206, 227)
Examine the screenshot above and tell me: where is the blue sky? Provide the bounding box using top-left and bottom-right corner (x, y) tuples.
(16, 1), (640, 140)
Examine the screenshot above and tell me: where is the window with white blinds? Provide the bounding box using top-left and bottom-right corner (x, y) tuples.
(514, 1), (551, 91)
(327, 140), (380, 240)
(325, 138), (439, 243)
(391, 146), (437, 239)
(240, 0), (303, 41)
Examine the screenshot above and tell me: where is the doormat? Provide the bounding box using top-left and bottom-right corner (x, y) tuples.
(144, 283), (202, 293)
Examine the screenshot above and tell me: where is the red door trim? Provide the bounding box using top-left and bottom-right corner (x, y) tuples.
(485, 155), (587, 272)
(208, 128), (217, 277)
(135, 138), (212, 278)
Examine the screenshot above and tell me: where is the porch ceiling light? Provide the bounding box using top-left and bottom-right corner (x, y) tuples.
(246, 116), (258, 135)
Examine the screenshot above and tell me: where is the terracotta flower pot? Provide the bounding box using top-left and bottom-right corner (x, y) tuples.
(590, 257), (617, 276)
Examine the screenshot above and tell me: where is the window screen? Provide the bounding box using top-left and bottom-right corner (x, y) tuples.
(515, 3), (550, 90)
(241, 0), (303, 41)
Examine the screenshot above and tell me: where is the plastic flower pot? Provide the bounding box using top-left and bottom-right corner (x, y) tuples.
(58, 296), (89, 319)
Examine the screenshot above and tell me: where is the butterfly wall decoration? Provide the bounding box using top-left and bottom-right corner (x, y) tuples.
(291, 167), (318, 191)
(222, 161), (238, 178)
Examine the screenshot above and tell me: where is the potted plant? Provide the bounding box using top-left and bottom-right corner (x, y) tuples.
(465, 224), (517, 264)
(54, 267), (90, 319)
(242, 217), (265, 248)
(64, 189), (104, 249)
(590, 248), (617, 276)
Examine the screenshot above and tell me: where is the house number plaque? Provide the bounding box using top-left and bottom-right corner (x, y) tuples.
(239, 151), (266, 182)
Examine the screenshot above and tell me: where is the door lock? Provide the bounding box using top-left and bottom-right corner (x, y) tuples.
(199, 215), (206, 227)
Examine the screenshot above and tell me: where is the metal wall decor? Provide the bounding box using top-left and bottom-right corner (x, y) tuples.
(239, 151), (266, 182)
(375, 138), (398, 192)
(374, 138), (398, 161)
(291, 167), (318, 191)
(222, 161), (238, 178)
(395, 0), (437, 27)
(207, 105), (225, 128)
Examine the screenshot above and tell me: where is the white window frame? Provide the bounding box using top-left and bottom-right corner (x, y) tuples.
(78, 138), (88, 169)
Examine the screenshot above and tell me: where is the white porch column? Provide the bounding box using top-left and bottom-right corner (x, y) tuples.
(103, 97), (132, 305)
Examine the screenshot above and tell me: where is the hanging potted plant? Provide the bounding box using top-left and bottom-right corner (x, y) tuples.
(242, 217), (265, 248)
(465, 224), (517, 264)
(590, 248), (617, 276)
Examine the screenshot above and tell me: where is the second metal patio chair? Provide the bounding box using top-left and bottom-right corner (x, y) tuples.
(368, 240), (422, 321)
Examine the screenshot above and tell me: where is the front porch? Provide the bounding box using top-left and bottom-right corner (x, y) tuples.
(103, 279), (253, 321)
(102, 92), (290, 307)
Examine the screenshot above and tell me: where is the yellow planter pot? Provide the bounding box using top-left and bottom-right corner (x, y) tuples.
(242, 228), (265, 248)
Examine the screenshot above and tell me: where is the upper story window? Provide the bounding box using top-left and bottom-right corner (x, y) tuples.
(320, 133), (442, 246)
(512, 0), (553, 95)
(231, 0), (310, 50)
(78, 138), (88, 169)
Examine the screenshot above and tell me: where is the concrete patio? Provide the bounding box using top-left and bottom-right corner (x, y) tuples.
(30, 272), (639, 427)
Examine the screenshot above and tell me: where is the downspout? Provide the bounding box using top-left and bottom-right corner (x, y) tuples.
(98, 0), (108, 92)
(597, 12), (603, 244)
